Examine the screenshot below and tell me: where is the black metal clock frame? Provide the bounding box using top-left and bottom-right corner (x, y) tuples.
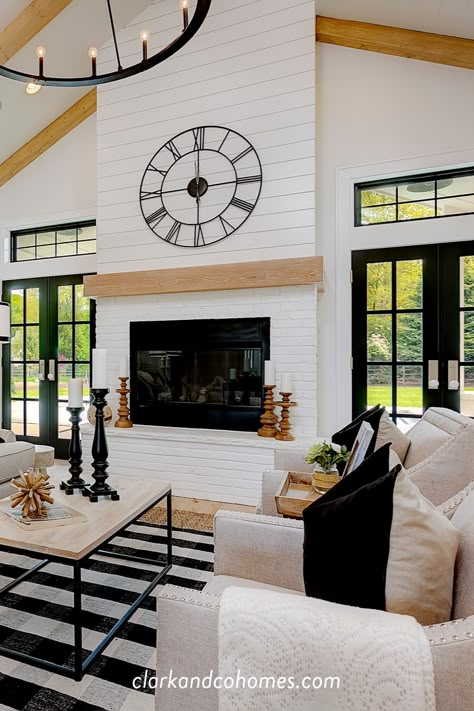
(139, 125), (263, 249)
(0, 0), (212, 88)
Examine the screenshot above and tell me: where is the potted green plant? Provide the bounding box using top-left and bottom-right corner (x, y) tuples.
(305, 442), (351, 494)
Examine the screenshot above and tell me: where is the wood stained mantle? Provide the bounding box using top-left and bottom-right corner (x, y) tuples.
(83, 256), (324, 298)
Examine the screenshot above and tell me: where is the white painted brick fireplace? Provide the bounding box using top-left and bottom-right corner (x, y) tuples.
(82, 284), (317, 505)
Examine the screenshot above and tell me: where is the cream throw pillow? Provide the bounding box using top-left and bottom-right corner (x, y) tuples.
(375, 410), (411, 462)
(386, 470), (460, 625)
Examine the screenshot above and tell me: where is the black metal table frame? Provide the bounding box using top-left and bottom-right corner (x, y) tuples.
(0, 488), (172, 680)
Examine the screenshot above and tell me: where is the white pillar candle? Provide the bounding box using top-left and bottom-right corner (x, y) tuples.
(119, 355), (129, 377)
(280, 373), (293, 393)
(92, 348), (108, 389)
(229, 368), (237, 380)
(68, 378), (83, 408)
(264, 361), (275, 385)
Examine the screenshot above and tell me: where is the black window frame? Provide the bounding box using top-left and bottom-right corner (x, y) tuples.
(11, 220), (96, 263)
(355, 167), (474, 227)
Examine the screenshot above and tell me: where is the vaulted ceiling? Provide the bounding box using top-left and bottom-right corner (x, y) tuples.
(1, 0), (474, 173)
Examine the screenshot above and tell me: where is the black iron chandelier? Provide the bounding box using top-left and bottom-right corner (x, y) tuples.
(0, 0), (212, 89)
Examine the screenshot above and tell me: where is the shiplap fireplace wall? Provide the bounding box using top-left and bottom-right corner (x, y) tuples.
(86, 0), (317, 504)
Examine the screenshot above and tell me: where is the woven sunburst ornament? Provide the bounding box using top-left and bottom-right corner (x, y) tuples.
(10, 469), (55, 518)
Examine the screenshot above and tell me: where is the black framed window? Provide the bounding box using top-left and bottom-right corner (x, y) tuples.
(355, 168), (474, 226)
(11, 221), (96, 262)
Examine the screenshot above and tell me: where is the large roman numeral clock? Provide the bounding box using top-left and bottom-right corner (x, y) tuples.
(139, 126), (262, 248)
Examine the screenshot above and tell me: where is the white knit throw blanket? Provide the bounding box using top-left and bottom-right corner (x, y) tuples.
(218, 587), (436, 711)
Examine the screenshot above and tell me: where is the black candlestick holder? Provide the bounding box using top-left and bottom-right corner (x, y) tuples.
(60, 406), (86, 494)
(82, 388), (120, 502)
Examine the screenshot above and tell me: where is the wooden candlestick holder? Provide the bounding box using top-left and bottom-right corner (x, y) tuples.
(115, 377), (133, 428)
(275, 392), (297, 441)
(258, 385), (279, 438)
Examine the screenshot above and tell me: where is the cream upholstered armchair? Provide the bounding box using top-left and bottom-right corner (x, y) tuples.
(157, 408), (474, 711)
(157, 481), (474, 711)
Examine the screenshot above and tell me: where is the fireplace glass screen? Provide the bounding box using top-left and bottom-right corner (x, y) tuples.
(130, 318), (270, 431)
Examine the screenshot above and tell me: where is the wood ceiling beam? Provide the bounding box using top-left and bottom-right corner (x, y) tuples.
(0, 89), (96, 189)
(0, 0), (74, 64)
(316, 16), (474, 71)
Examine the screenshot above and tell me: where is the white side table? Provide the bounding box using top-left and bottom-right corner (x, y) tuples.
(34, 445), (55, 476)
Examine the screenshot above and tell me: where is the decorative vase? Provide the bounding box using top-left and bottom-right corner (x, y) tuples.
(311, 466), (340, 495)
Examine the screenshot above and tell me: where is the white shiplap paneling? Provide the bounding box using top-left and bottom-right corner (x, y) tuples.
(96, 0), (315, 272)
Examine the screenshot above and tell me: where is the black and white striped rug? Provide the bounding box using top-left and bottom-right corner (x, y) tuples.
(0, 520), (214, 710)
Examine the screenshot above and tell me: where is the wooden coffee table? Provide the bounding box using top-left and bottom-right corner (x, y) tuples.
(0, 474), (172, 680)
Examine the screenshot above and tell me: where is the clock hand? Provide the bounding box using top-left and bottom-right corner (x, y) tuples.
(196, 149), (201, 202)
(154, 175), (260, 198)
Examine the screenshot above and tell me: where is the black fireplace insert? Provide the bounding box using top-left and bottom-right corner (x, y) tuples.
(130, 318), (270, 431)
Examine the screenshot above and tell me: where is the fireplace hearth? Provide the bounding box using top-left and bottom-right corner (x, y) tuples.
(130, 318), (270, 431)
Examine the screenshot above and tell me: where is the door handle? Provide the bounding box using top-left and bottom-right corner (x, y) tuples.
(448, 360), (459, 390)
(47, 359), (56, 381)
(428, 360), (439, 389)
(39, 359), (46, 381)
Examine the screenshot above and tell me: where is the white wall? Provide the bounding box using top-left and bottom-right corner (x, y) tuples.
(0, 115), (97, 282)
(317, 44), (474, 436)
(96, 0), (316, 272)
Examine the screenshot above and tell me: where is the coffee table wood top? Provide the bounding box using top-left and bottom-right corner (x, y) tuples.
(0, 475), (171, 560)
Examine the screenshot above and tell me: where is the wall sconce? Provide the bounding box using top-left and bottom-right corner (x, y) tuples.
(0, 302), (11, 343)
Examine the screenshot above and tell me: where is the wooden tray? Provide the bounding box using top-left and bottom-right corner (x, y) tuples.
(275, 471), (320, 518)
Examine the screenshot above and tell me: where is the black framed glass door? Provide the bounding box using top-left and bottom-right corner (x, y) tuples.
(2, 275), (95, 458)
(352, 242), (474, 423)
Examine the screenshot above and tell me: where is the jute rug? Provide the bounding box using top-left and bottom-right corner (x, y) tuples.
(142, 507), (214, 532)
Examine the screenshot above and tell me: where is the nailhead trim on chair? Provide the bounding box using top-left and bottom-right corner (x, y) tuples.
(441, 480), (474, 514)
(160, 586), (221, 610)
(427, 619), (473, 645)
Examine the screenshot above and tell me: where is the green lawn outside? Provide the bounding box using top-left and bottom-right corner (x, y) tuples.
(12, 382), (90, 400)
(368, 385), (421, 409)
(369, 384), (474, 408)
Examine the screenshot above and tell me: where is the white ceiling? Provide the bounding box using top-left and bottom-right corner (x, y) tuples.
(316, 0), (474, 40)
(0, 0), (153, 163)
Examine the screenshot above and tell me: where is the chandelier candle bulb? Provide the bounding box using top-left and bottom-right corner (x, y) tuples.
(181, 0), (189, 30)
(140, 30), (149, 61)
(68, 378), (83, 408)
(280, 373), (293, 394)
(36, 46), (46, 76)
(88, 47), (98, 76)
(92, 349), (108, 389)
(264, 361), (275, 386)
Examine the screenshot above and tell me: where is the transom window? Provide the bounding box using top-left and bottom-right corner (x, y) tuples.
(11, 221), (96, 262)
(355, 168), (474, 226)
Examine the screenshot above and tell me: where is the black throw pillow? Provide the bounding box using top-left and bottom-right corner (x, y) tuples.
(331, 404), (384, 459)
(0, 438), (4, 444)
(303, 443), (398, 611)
